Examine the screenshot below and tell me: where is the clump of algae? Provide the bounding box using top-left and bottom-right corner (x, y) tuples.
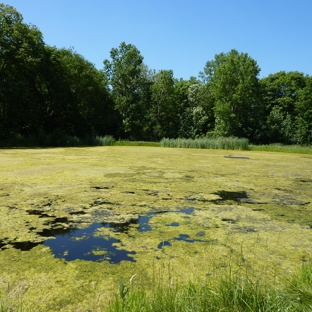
(0, 146), (311, 310)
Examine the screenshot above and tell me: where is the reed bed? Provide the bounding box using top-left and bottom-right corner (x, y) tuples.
(160, 137), (249, 150)
(114, 141), (160, 147)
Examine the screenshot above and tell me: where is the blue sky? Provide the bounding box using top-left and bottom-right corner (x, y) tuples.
(5, 0), (312, 80)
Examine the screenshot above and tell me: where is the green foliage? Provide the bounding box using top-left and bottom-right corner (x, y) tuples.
(260, 71), (307, 144)
(294, 76), (312, 145)
(160, 136), (249, 150)
(177, 83), (210, 139)
(0, 4), (115, 141)
(148, 70), (177, 139)
(0, 3), (45, 139)
(104, 42), (147, 139)
(108, 263), (312, 312)
(38, 46), (116, 137)
(1, 4), (312, 146)
(286, 264), (312, 310)
(94, 135), (115, 146)
(202, 50), (262, 139)
(0, 134), (115, 147)
(179, 106), (209, 139)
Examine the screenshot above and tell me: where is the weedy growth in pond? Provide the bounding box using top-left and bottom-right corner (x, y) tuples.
(0, 146), (311, 311)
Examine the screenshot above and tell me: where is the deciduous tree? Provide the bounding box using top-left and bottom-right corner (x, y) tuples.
(103, 42), (146, 139)
(201, 50), (262, 139)
(260, 71), (306, 143)
(0, 3), (44, 139)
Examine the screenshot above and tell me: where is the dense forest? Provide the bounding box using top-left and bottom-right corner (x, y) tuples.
(1, 3), (312, 145)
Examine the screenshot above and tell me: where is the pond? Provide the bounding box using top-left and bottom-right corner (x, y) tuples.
(43, 207), (197, 263)
(0, 147), (311, 311)
(44, 222), (136, 263)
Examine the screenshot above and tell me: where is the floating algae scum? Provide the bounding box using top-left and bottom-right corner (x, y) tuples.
(0, 146), (311, 310)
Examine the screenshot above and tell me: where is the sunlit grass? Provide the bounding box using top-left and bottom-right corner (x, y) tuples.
(108, 262), (312, 312)
(160, 137), (249, 150)
(1, 257), (311, 312)
(114, 141), (160, 147)
(250, 144), (312, 154)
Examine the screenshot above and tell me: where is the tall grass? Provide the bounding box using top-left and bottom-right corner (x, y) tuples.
(250, 144), (312, 154)
(0, 263), (311, 311)
(92, 135), (115, 146)
(160, 137), (249, 150)
(286, 264), (312, 310)
(114, 141), (160, 147)
(108, 263), (312, 312)
(0, 279), (30, 312)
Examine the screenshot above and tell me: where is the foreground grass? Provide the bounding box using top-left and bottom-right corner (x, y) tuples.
(1, 261), (311, 312)
(108, 263), (312, 312)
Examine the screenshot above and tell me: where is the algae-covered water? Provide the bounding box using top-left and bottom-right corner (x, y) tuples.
(0, 147), (311, 311)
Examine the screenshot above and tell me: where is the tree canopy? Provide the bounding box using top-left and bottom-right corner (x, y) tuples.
(1, 4), (311, 145)
(201, 50), (262, 139)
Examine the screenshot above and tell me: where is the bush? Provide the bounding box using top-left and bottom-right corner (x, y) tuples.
(0, 133), (115, 147)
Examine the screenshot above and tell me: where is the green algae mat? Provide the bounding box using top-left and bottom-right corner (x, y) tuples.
(0, 146), (311, 311)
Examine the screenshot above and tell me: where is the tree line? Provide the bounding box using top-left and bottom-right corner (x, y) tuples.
(1, 3), (311, 145)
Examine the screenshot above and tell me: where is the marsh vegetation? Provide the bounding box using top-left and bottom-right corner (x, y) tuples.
(0, 146), (311, 311)
(160, 137), (249, 150)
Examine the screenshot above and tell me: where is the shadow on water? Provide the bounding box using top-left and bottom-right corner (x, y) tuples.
(158, 233), (205, 249)
(102, 219), (138, 233)
(0, 241), (41, 251)
(38, 227), (75, 237)
(102, 214), (153, 233)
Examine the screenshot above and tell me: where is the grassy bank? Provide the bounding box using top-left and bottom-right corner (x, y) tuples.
(2, 134), (312, 154)
(108, 262), (312, 312)
(250, 143), (312, 154)
(1, 260), (311, 311)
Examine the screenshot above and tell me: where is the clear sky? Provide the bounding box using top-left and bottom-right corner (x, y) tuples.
(4, 0), (312, 80)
